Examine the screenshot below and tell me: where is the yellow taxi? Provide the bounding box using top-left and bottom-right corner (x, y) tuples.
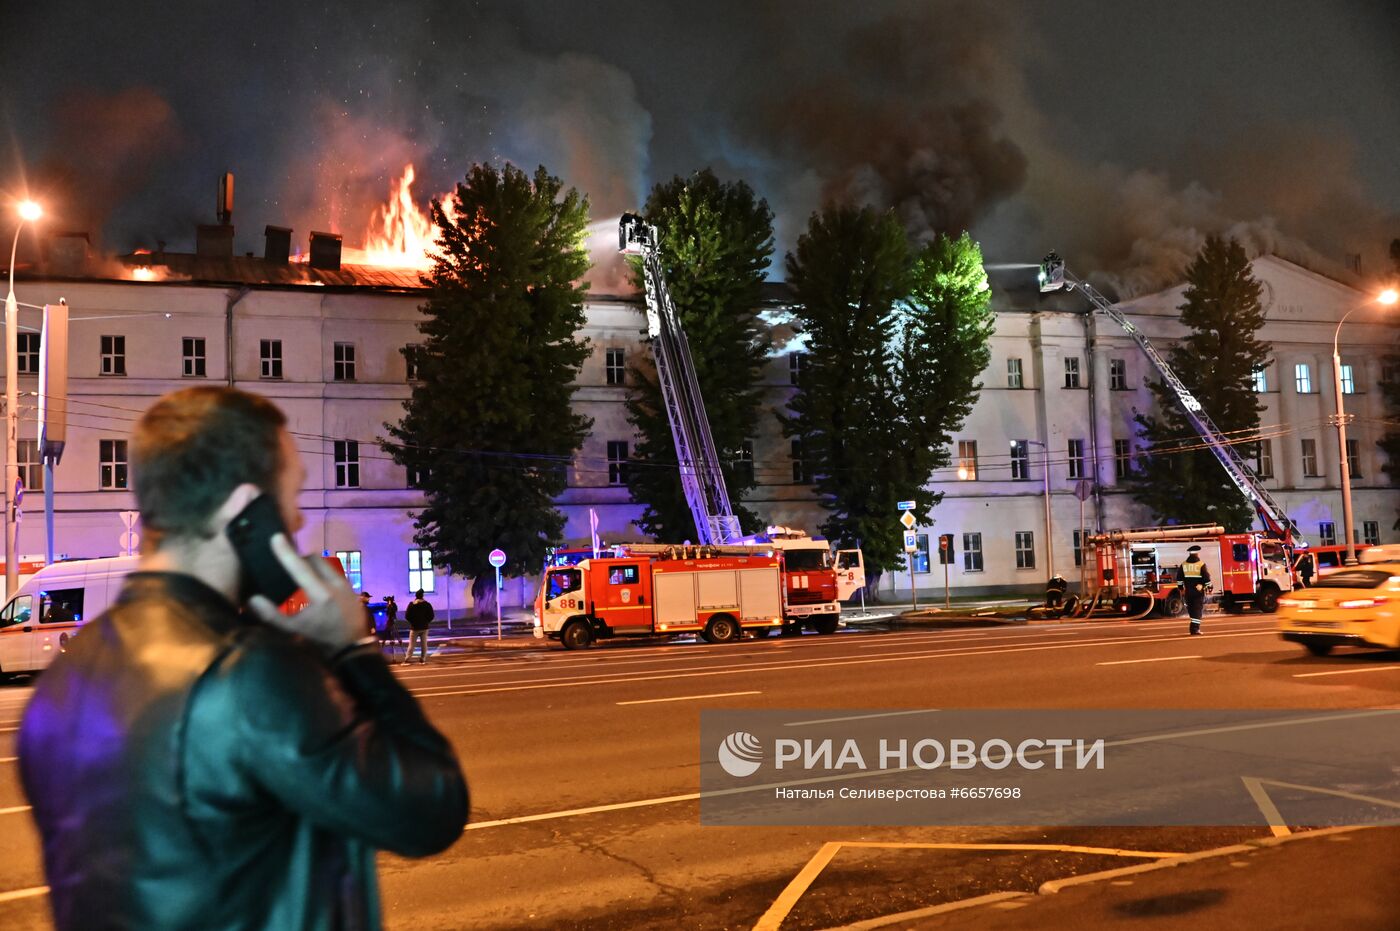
(1278, 544), (1400, 656)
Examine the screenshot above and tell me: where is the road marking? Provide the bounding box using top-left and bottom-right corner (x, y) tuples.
(754, 841), (1184, 931)
(786, 709), (940, 727)
(617, 690), (761, 706)
(1292, 665), (1400, 678)
(1241, 776), (1292, 838)
(411, 628), (1278, 698)
(0, 886), (47, 905)
(465, 792), (703, 831)
(1095, 655), (1201, 666)
(0, 805), (32, 816)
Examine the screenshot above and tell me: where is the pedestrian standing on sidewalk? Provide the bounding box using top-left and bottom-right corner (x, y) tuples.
(360, 590), (376, 637)
(1175, 545), (1212, 636)
(379, 595), (400, 658)
(404, 589), (435, 664)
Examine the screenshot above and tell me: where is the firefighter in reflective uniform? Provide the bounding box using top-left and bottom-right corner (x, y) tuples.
(1175, 544), (1211, 635)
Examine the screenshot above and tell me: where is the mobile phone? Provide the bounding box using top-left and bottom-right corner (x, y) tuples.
(226, 494), (301, 604)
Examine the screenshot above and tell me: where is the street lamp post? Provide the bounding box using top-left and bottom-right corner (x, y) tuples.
(1022, 439), (1055, 581)
(1333, 288), (1399, 565)
(6, 201), (42, 596)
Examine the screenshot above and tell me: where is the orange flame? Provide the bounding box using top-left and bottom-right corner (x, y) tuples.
(342, 164), (455, 269)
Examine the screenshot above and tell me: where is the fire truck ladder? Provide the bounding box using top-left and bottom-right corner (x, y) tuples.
(619, 214), (743, 545)
(1039, 253), (1297, 544)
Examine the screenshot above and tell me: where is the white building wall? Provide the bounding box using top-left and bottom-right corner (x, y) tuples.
(5, 255), (1396, 610)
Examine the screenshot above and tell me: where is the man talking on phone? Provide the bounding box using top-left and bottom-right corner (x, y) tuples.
(18, 387), (468, 930)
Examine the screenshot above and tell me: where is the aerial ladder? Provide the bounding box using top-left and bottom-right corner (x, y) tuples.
(619, 214), (743, 545)
(1038, 252), (1298, 546)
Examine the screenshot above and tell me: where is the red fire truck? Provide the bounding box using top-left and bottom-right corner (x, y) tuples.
(534, 552), (789, 649)
(1090, 524), (1295, 616)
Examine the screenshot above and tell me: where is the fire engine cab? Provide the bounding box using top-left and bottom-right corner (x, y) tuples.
(1091, 524), (1294, 616)
(535, 552), (788, 649)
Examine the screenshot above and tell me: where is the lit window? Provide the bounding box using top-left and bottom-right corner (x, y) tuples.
(1294, 363), (1312, 394)
(334, 550), (363, 591)
(1340, 363), (1355, 395)
(957, 440), (978, 480)
(1009, 440), (1029, 480)
(911, 534), (930, 573)
(408, 549), (435, 593)
(1252, 367), (1268, 393)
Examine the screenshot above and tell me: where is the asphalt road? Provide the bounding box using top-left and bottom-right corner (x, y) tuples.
(1, 614), (1396, 929)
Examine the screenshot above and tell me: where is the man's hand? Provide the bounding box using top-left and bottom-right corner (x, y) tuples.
(246, 533), (365, 655)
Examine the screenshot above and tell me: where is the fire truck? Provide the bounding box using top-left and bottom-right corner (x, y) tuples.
(535, 551), (787, 649)
(1089, 524), (1294, 617)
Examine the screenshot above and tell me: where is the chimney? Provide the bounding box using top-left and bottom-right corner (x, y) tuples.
(309, 231), (342, 271)
(264, 225), (292, 264)
(196, 224), (235, 259)
(48, 232), (91, 276)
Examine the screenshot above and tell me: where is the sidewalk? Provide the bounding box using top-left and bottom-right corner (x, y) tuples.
(835, 826), (1399, 930)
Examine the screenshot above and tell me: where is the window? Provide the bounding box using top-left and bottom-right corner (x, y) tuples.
(1014, 531), (1036, 569)
(99, 439), (128, 489)
(789, 352), (805, 386)
(17, 439), (41, 492)
(911, 533), (930, 573)
(334, 440), (360, 488)
(1363, 521), (1380, 546)
(1252, 367), (1268, 393)
(605, 348), (625, 386)
(407, 463), (430, 489)
(404, 344), (423, 381)
(408, 549), (435, 593)
(39, 588), (84, 624)
(957, 440), (978, 480)
(1346, 438), (1360, 478)
(1114, 439), (1132, 479)
(730, 439), (755, 486)
(16, 333), (39, 374)
(962, 532), (983, 572)
(1007, 358), (1023, 389)
(791, 437), (811, 484)
(182, 337), (206, 377)
(1063, 357), (1081, 388)
(100, 335), (126, 376)
(607, 440), (629, 486)
(1073, 528), (1092, 568)
(1067, 439), (1085, 480)
(1294, 363), (1312, 394)
(1300, 438), (1318, 477)
(334, 550), (363, 591)
(1009, 440), (1030, 480)
(1339, 363), (1355, 395)
(260, 339), (283, 379)
(1319, 521), (1337, 547)
(1254, 439), (1274, 479)
(1109, 358), (1127, 390)
(608, 564), (640, 585)
(333, 342), (356, 381)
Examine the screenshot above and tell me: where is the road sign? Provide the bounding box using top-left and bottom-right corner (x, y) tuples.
(899, 511), (916, 530)
(904, 531), (918, 553)
(897, 500), (916, 512)
(488, 548), (507, 568)
(119, 531), (140, 555)
(1073, 480), (1094, 502)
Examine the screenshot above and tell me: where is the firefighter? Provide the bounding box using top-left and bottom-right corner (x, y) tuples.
(1044, 575), (1068, 609)
(1175, 545), (1211, 635)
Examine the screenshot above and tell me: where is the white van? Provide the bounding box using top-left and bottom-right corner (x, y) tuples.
(0, 556), (140, 678)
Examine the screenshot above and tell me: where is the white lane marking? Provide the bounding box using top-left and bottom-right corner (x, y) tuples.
(1096, 655), (1202, 666)
(465, 709), (1397, 833)
(785, 709), (940, 727)
(0, 885), (47, 904)
(1292, 665), (1400, 679)
(616, 690), (761, 706)
(411, 628), (1278, 699)
(0, 805), (32, 816)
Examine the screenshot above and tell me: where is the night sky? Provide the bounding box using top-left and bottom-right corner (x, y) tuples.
(2, 0), (1396, 294)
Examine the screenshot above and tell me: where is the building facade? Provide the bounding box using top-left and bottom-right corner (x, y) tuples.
(5, 250), (1394, 609)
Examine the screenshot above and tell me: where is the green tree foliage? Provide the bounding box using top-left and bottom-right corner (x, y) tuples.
(1128, 236), (1271, 531)
(383, 163), (592, 608)
(624, 170), (774, 540)
(785, 206), (994, 578)
(1379, 239), (1400, 526)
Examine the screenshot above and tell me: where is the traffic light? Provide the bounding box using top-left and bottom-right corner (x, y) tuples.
(938, 534), (954, 564)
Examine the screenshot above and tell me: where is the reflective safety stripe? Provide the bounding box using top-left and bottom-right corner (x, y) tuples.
(1181, 562), (1204, 578)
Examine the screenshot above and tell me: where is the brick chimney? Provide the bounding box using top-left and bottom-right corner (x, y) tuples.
(264, 226), (292, 264)
(309, 231), (342, 271)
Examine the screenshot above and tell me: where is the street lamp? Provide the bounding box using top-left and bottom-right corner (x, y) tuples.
(6, 199), (41, 595)
(1019, 439), (1055, 581)
(1332, 288), (1397, 566)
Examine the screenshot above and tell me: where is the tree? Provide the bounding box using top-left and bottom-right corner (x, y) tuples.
(383, 163), (592, 612)
(1128, 236), (1271, 531)
(624, 170), (774, 541)
(784, 206), (993, 583)
(1379, 238), (1400, 527)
